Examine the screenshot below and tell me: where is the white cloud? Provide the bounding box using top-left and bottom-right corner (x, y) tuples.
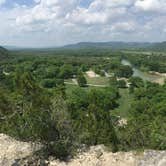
(16, 0), (79, 31)
(134, 0), (166, 12)
(15, 0), (136, 29)
(89, 0), (134, 9)
(1, 0), (166, 47)
(66, 0), (135, 25)
(67, 6), (127, 25)
(111, 21), (136, 32)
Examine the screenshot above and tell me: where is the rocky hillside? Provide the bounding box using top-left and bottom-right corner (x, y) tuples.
(49, 147), (166, 166)
(0, 134), (166, 166)
(0, 134), (40, 166)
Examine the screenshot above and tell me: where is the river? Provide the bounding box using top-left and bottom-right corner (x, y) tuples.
(121, 59), (165, 84)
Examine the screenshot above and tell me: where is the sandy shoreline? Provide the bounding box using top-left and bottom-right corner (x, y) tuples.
(149, 71), (166, 77)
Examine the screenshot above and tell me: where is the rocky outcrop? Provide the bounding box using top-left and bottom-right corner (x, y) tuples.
(49, 145), (136, 166)
(49, 146), (166, 166)
(13, 155), (48, 166)
(137, 150), (166, 166)
(49, 147), (166, 166)
(0, 134), (166, 166)
(0, 134), (40, 166)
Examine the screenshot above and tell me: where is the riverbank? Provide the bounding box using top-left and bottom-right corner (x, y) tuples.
(149, 71), (166, 77)
(121, 59), (166, 85)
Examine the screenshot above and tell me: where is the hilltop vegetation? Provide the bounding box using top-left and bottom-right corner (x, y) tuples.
(0, 46), (9, 59)
(0, 48), (166, 160)
(62, 42), (152, 50)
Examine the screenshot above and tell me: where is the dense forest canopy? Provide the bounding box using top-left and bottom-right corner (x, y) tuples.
(0, 46), (166, 160)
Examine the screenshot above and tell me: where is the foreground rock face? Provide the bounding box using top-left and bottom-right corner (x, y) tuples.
(49, 146), (166, 166)
(0, 134), (166, 166)
(50, 145), (166, 166)
(0, 134), (40, 166)
(50, 145), (136, 166)
(137, 150), (166, 166)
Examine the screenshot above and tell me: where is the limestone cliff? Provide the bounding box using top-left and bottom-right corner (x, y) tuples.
(0, 134), (166, 166)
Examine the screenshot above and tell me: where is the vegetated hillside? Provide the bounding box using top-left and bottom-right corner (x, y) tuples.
(62, 41), (166, 52)
(9, 41), (166, 53)
(0, 46), (9, 59)
(62, 42), (153, 50)
(149, 41), (166, 52)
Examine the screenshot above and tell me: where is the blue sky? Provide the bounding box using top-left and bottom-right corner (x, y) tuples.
(1, 0), (35, 8)
(0, 0), (166, 47)
(3, 0), (92, 8)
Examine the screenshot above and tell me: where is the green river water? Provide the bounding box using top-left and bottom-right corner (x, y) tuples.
(121, 59), (165, 84)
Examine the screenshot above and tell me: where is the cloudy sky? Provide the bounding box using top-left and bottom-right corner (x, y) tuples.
(0, 0), (166, 47)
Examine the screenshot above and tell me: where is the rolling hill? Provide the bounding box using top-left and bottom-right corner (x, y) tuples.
(0, 46), (9, 59)
(62, 42), (153, 50)
(62, 41), (166, 52)
(148, 41), (166, 52)
(3, 41), (166, 52)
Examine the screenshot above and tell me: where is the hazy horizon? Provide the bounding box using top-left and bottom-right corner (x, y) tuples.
(2, 40), (166, 49)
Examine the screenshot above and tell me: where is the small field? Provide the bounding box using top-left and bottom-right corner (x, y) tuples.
(85, 75), (110, 86)
(65, 84), (106, 95)
(65, 70), (110, 87)
(64, 79), (74, 83)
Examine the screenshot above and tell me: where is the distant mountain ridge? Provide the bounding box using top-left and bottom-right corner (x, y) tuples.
(62, 42), (152, 50)
(62, 41), (166, 51)
(2, 41), (166, 52)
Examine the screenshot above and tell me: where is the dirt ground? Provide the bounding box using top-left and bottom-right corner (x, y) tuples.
(86, 70), (100, 78)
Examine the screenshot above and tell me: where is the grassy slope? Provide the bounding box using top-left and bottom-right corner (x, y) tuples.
(85, 76), (110, 86)
(65, 78), (134, 118)
(111, 88), (134, 118)
(65, 84), (105, 94)
(66, 84), (134, 119)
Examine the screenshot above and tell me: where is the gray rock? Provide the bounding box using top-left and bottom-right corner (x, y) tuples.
(1, 134), (166, 166)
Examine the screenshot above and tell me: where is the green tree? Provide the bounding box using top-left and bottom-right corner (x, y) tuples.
(117, 80), (126, 88)
(77, 74), (87, 87)
(116, 65), (133, 78)
(129, 77), (144, 88)
(47, 95), (75, 159)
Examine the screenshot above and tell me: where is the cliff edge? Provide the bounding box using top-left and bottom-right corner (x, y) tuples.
(0, 134), (166, 166)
